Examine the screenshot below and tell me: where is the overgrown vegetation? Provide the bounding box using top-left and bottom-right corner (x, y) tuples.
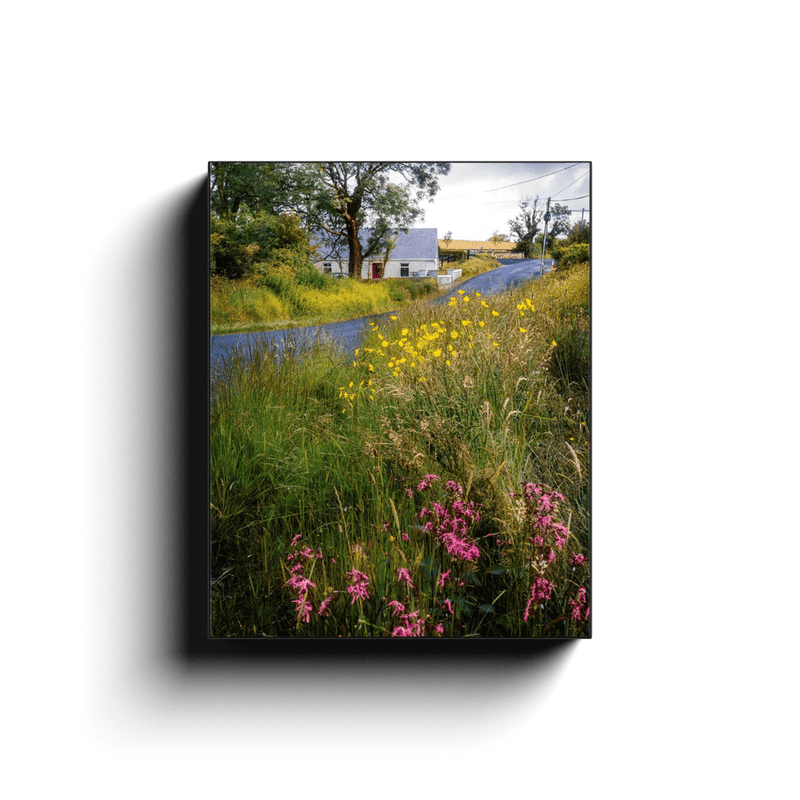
(211, 263), (590, 637)
(211, 272), (439, 334)
(550, 221), (590, 272)
(211, 254), (500, 335)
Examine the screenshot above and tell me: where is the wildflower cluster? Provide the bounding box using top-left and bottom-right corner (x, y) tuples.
(521, 482), (570, 564)
(569, 586), (590, 621)
(516, 481), (589, 625)
(284, 533), (332, 623)
(523, 576), (555, 621)
(383, 554), (438, 637)
(386, 598), (426, 637)
(419, 479), (481, 563)
(338, 376), (374, 411)
(346, 568), (370, 603)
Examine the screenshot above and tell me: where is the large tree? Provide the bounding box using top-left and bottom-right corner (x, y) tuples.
(508, 196), (571, 257)
(209, 162), (298, 219)
(209, 162), (312, 278)
(299, 162), (451, 277)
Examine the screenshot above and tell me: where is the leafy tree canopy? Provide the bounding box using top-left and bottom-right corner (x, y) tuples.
(208, 162), (451, 279)
(298, 162), (451, 276)
(209, 162), (298, 219)
(508, 197), (572, 257)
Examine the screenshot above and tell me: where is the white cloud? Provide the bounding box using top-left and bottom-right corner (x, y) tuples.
(416, 162), (590, 240)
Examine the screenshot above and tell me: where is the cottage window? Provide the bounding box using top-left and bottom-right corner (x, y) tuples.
(400, 263), (409, 277)
(323, 263), (332, 274)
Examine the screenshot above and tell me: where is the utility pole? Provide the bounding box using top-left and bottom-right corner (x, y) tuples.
(541, 197), (551, 275)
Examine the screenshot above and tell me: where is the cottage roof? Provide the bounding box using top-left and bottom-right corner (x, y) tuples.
(313, 228), (438, 261)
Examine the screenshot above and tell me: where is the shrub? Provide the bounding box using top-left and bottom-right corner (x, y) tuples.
(553, 243), (590, 272)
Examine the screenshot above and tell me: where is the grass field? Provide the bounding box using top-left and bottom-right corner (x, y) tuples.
(210, 261), (590, 637)
(211, 255), (500, 334)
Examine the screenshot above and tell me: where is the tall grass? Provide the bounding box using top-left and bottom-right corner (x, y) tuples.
(211, 275), (438, 334)
(211, 263), (590, 637)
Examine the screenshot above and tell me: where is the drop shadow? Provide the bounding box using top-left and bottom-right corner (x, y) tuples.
(163, 179), (582, 684)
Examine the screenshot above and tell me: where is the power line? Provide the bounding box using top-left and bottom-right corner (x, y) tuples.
(439, 163), (585, 200)
(550, 170), (590, 200)
(557, 193), (590, 202)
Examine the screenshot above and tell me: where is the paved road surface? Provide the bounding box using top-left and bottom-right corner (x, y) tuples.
(210, 258), (553, 379)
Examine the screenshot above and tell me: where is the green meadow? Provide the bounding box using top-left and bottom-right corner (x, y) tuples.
(211, 261), (590, 637)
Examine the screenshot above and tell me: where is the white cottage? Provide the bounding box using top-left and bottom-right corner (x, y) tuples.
(313, 228), (439, 280)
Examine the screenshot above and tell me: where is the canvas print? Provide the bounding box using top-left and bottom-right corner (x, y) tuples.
(210, 162), (591, 638)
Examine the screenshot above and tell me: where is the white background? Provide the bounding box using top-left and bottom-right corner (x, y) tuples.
(4, 3), (798, 798)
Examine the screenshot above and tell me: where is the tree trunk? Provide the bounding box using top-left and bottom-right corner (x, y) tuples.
(345, 216), (362, 278)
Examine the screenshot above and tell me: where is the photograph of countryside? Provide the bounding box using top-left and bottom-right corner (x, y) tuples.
(210, 162), (591, 638)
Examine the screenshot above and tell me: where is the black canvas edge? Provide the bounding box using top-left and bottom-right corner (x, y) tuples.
(198, 161), (591, 654)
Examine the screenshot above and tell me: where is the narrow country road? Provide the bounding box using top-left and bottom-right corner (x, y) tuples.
(210, 258), (553, 379)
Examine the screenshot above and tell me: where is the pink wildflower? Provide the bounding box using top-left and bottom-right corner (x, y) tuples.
(285, 575), (316, 594)
(317, 595), (334, 616)
(569, 586), (588, 620)
(441, 598), (453, 615)
(440, 530), (480, 561)
(437, 569), (450, 588)
(401, 531), (410, 542)
(346, 569), (370, 604)
(396, 567), (414, 589)
(387, 599), (406, 617)
(523, 577), (555, 621)
(570, 552), (585, 567)
(417, 474), (440, 491)
(293, 598), (313, 623)
(391, 609), (424, 637)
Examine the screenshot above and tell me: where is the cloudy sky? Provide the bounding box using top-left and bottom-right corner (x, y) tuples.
(414, 161), (591, 241)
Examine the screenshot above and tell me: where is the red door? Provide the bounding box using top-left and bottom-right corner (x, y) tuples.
(371, 263), (381, 280)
